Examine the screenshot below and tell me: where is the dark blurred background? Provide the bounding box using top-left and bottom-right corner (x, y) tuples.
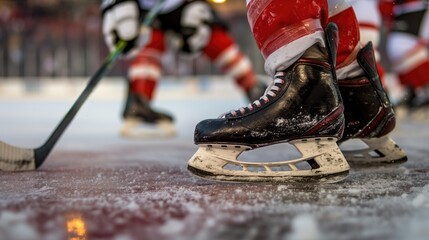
(0, 0), (265, 79)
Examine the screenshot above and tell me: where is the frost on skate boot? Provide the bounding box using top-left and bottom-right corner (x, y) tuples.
(121, 92), (176, 138)
(187, 24), (350, 183)
(338, 42), (407, 165)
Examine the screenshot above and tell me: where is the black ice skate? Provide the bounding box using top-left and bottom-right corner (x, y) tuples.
(338, 42), (407, 165)
(187, 24), (350, 182)
(121, 90), (176, 138)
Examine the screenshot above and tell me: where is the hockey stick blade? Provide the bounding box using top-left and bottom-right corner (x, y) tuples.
(0, 0), (166, 171)
(0, 141), (35, 171)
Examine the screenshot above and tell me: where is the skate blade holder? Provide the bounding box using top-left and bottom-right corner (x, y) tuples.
(188, 137), (350, 183)
(340, 136), (407, 165)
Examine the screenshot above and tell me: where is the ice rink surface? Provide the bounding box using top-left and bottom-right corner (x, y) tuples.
(0, 77), (429, 240)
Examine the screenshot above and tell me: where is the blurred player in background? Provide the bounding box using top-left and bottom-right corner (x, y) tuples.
(353, 0), (429, 115)
(383, 0), (429, 110)
(102, 0), (267, 138)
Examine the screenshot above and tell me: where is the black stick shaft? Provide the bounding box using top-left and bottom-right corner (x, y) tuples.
(33, 0), (166, 167)
(34, 51), (122, 167)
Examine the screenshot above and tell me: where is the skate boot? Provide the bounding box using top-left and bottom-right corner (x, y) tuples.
(338, 42), (407, 165)
(187, 24), (350, 182)
(121, 91), (176, 138)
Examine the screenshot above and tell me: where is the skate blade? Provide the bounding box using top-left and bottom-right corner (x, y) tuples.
(120, 119), (176, 139)
(340, 136), (408, 166)
(187, 165), (349, 184)
(187, 137), (350, 183)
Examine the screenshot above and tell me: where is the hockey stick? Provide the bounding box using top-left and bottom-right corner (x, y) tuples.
(0, 0), (166, 171)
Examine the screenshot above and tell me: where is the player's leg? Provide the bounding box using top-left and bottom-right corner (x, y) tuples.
(177, 0), (267, 102)
(122, 29), (176, 138)
(188, 0), (349, 182)
(329, 0), (407, 164)
(202, 26), (267, 102)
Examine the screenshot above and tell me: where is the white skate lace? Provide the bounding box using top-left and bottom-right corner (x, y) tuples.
(219, 72), (286, 118)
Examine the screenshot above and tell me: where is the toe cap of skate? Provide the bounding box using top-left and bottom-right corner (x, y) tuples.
(194, 119), (249, 144)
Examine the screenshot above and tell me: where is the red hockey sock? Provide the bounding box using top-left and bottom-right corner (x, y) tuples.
(130, 78), (157, 100)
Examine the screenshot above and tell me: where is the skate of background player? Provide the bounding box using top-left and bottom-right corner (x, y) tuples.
(0, 0), (167, 172)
